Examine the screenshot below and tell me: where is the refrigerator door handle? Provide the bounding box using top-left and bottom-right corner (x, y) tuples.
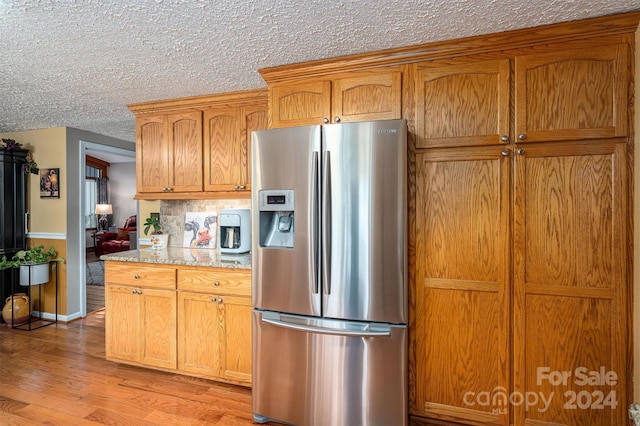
(261, 317), (392, 337)
(311, 151), (319, 294)
(322, 150), (332, 295)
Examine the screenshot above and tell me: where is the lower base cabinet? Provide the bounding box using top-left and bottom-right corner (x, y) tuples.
(178, 292), (252, 385)
(105, 261), (252, 387)
(106, 285), (177, 369)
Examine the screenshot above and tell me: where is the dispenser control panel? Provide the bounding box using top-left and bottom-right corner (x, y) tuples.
(259, 190), (294, 211)
(258, 189), (295, 249)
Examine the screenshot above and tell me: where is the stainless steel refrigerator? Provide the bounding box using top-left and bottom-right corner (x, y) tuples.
(251, 119), (407, 426)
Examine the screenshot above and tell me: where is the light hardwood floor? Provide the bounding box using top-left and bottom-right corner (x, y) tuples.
(0, 310), (260, 425)
(86, 248), (105, 313)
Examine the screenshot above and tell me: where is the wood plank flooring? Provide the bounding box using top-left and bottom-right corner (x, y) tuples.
(0, 310), (259, 425)
(86, 283), (104, 314)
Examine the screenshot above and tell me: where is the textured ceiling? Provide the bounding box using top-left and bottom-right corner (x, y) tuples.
(1, 0), (638, 143)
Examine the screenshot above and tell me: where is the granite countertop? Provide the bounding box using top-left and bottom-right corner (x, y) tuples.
(100, 247), (251, 270)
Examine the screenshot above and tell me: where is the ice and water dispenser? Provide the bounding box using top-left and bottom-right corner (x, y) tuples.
(257, 190), (295, 248)
(219, 209), (251, 254)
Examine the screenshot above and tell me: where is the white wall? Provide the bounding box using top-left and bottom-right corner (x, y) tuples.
(108, 162), (136, 228)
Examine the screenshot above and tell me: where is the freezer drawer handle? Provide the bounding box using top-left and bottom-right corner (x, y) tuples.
(261, 317), (391, 337)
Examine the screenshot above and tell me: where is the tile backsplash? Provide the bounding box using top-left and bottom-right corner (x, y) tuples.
(159, 199), (251, 248)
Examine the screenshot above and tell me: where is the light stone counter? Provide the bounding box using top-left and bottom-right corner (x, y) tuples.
(100, 247), (251, 270)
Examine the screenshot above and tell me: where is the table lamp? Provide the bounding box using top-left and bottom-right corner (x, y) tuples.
(95, 204), (112, 231)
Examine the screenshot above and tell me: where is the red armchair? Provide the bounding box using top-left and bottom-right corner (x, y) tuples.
(96, 215), (137, 256)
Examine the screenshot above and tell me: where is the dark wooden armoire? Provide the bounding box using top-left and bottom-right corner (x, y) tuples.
(0, 148), (28, 320)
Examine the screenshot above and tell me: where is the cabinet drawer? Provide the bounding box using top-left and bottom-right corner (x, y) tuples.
(177, 269), (251, 296)
(105, 262), (176, 290)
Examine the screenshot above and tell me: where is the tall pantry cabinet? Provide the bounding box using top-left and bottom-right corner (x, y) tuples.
(412, 29), (633, 426)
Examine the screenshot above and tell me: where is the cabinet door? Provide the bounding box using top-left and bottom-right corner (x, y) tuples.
(240, 105), (268, 190)
(513, 142), (628, 425)
(414, 146), (510, 425)
(203, 107), (242, 192)
(416, 60), (510, 148)
(515, 45), (628, 143)
(177, 292), (221, 377)
(269, 80), (331, 128)
(167, 111), (203, 192)
(105, 285), (140, 363)
(139, 288), (177, 369)
(219, 295), (252, 385)
(136, 115), (168, 193)
(332, 71), (402, 123)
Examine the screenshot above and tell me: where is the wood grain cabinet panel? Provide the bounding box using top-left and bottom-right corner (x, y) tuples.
(203, 104), (267, 192)
(411, 39), (632, 425)
(515, 45), (628, 142)
(129, 89), (266, 199)
(177, 292), (222, 377)
(177, 268), (252, 386)
(270, 80), (331, 128)
(105, 284), (177, 370)
(415, 146), (511, 425)
(512, 141), (628, 426)
(106, 262), (252, 386)
(416, 60), (510, 148)
(135, 110), (203, 195)
(269, 70), (401, 128)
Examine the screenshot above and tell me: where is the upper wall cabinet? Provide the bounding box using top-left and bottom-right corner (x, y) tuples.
(416, 59), (510, 148)
(129, 89), (267, 200)
(135, 110), (203, 195)
(204, 104), (267, 192)
(515, 44), (629, 143)
(268, 69), (402, 128)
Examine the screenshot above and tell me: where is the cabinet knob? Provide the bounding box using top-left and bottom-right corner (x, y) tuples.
(211, 297), (216, 302)
(131, 289), (136, 294)
(167, 187), (172, 192)
(518, 134), (526, 140)
(134, 274), (140, 279)
(162, 187), (167, 192)
(138, 290), (143, 295)
(334, 116), (341, 123)
(239, 185), (246, 190)
(323, 118), (329, 124)
(218, 297), (223, 303)
(214, 281), (220, 286)
(234, 185), (239, 190)
(501, 149), (510, 157)
(517, 148), (525, 155)
(501, 135), (509, 142)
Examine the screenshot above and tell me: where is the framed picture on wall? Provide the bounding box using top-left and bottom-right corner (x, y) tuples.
(39, 168), (60, 198)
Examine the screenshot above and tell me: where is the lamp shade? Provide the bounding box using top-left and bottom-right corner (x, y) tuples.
(95, 204), (112, 215)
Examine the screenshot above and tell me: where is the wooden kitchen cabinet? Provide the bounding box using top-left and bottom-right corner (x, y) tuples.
(203, 104), (267, 193)
(412, 38), (632, 425)
(268, 69), (402, 128)
(105, 261), (253, 386)
(415, 146), (511, 425)
(129, 89), (266, 199)
(135, 110), (203, 195)
(105, 262), (177, 370)
(416, 59), (510, 148)
(177, 268), (252, 386)
(514, 45), (628, 143)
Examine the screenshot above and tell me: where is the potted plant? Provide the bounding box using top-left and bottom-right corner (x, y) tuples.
(0, 245), (65, 286)
(143, 215), (168, 250)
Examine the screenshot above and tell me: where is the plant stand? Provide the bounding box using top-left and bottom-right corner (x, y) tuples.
(9, 261), (58, 331)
